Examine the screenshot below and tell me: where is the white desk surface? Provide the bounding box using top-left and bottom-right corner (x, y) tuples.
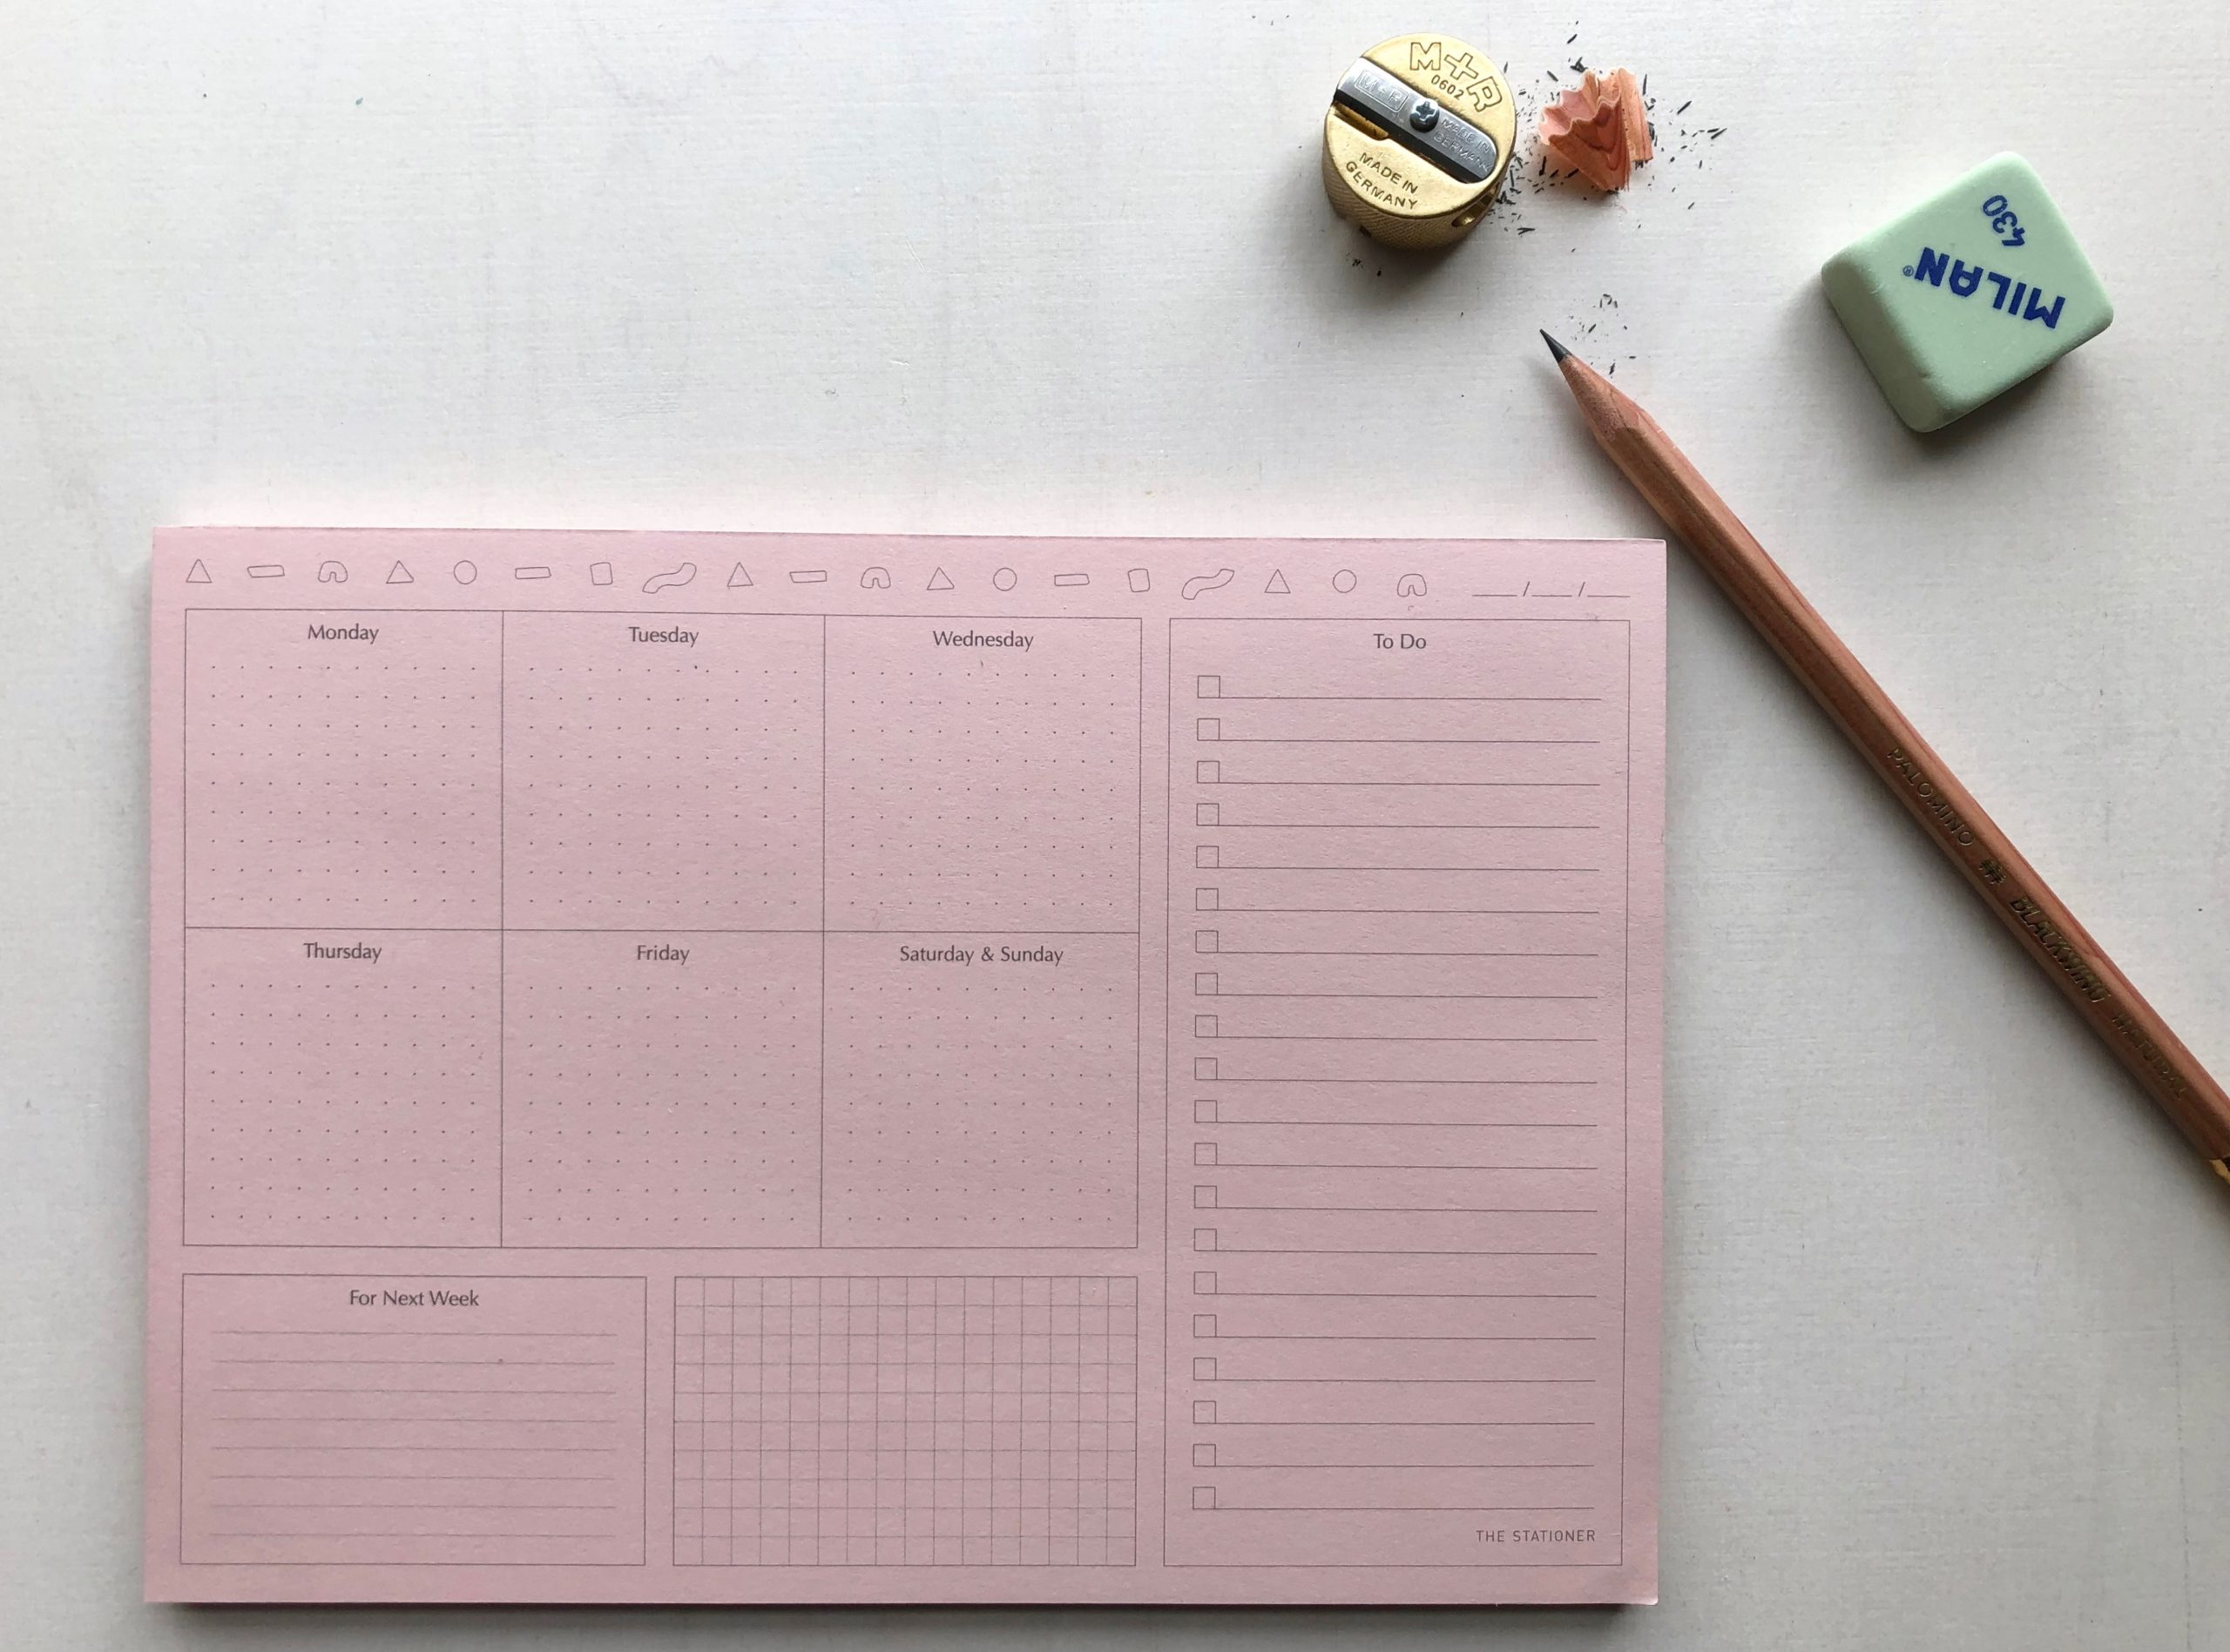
(3, 1), (2225, 1646)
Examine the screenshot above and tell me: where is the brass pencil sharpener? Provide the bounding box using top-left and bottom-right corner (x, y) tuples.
(1321, 33), (1516, 250)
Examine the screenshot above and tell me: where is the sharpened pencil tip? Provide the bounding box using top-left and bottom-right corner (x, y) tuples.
(1540, 331), (1573, 365)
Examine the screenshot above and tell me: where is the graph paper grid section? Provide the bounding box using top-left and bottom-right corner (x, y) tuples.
(673, 1276), (1139, 1566)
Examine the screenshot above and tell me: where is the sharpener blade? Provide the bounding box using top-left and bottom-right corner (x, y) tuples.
(1332, 57), (1499, 185)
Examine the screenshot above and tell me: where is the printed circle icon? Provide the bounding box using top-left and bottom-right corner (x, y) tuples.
(1332, 569), (1357, 593)
(453, 560), (479, 585)
(992, 567), (1017, 592)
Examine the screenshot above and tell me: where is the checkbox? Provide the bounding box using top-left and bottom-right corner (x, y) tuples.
(1196, 718), (1221, 741)
(1196, 803), (1220, 826)
(1193, 1015), (1218, 1037)
(1193, 1184), (1218, 1208)
(1193, 1057), (1218, 1079)
(1196, 760), (1220, 783)
(1193, 1271), (1218, 1294)
(1193, 1314), (1218, 1338)
(1192, 1227), (1218, 1251)
(1193, 1142), (1218, 1165)
(1192, 1444), (1217, 1467)
(1196, 675), (1222, 698)
(1192, 1357), (1218, 1380)
(1193, 972), (1220, 995)
(1193, 930), (1219, 954)
(1192, 1486), (1218, 1509)
(1194, 845), (1220, 868)
(1193, 1099), (1218, 1123)
(1194, 887), (1219, 911)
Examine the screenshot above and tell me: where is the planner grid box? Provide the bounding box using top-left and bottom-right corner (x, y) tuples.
(145, 529), (1665, 1606)
(672, 1276), (1139, 1568)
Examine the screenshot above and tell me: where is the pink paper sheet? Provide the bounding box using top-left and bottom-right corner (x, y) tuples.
(145, 529), (1664, 1604)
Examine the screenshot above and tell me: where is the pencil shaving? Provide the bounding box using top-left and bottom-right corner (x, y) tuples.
(1538, 68), (1652, 191)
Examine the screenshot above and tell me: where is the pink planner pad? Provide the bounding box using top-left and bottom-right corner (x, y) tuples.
(145, 529), (1665, 1605)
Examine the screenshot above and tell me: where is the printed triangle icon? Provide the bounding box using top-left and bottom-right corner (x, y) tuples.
(185, 559), (212, 584)
(726, 563), (753, 588)
(386, 561), (414, 583)
(927, 568), (955, 591)
(1264, 569), (1290, 593)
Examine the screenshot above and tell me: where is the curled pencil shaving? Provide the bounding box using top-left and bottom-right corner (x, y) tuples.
(1538, 68), (1653, 191)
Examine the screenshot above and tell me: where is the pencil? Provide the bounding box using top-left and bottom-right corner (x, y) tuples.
(1542, 331), (2230, 1190)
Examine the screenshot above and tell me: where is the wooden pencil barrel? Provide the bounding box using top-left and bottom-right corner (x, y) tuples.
(1564, 358), (2230, 1174)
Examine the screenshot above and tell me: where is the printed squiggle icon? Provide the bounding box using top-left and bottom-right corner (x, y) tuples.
(1182, 568), (1235, 601)
(316, 560), (348, 584)
(641, 563), (696, 594)
(1396, 573), (1428, 597)
(861, 566), (892, 589)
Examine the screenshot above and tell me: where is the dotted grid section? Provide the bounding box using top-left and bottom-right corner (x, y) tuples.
(501, 934), (821, 1245)
(820, 937), (1136, 1247)
(186, 610), (501, 927)
(824, 618), (1139, 931)
(673, 1277), (1139, 1567)
(177, 611), (1144, 1251)
(503, 615), (823, 929)
(184, 931), (500, 1244)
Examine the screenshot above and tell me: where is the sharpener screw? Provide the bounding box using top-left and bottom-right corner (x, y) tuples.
(1408, 98), (1439, 131)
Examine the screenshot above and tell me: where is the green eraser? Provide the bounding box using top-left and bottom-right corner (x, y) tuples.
(1821, 152), (2112, 432)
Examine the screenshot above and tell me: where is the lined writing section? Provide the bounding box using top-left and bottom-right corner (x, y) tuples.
(180, 1275), (645, 1567)
(1165, 617), (1631, 1569)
